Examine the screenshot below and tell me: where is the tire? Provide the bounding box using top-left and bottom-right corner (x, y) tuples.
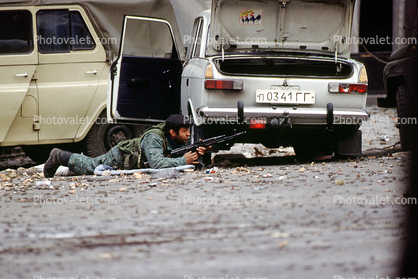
(334, 129), (362, 158)
(83, 111), (149, 158)
(396, 84), (415, 151)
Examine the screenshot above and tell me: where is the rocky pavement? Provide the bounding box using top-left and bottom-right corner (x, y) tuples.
(0, 106), (412, 279)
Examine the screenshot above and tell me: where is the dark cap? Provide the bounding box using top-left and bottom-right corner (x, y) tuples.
(164, 114), (193, 131)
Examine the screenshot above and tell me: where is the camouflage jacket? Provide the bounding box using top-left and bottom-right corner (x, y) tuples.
(117, 123), (187, 169)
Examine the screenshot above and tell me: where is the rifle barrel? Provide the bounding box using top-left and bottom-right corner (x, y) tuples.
(170, 131), (246, 158)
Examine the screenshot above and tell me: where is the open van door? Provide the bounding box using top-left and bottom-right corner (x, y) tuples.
(108, 16), (182, 124)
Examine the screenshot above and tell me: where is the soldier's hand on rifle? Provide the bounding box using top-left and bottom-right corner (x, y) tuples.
(196, 146), (207, 156)
(184, 151), (200, 165)
(171, 132), (245, 165)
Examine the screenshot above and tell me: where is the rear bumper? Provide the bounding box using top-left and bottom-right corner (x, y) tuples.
(196, 106), (370, 125)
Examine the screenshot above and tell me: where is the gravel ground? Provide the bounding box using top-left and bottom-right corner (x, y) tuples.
(0, 106), (411, 279)
(0, 153), (410, 279)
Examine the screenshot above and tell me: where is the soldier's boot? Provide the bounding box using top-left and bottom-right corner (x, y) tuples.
(43, 148), (73, 178)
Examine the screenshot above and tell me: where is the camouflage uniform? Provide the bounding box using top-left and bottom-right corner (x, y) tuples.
(138, 127), (187, 169)
(67, 145), (123, 175)
(67, 123), (186, 175)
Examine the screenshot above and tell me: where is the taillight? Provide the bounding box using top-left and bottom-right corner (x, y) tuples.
(328, 82), (368, 94)
(205, 79), (243, 91)
(249, 119), (266, 129)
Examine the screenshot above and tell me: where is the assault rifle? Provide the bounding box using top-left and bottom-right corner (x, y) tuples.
(170, 131), (246, 166)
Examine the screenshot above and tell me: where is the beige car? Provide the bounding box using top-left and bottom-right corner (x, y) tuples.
(0, 0), (205, 162)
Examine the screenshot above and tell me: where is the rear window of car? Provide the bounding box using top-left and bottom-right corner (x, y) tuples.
(0, 10), (34, 54)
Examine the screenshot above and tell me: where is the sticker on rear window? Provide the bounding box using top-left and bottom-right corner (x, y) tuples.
(240, 9), (262, 25)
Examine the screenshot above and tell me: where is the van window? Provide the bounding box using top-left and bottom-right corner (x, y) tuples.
(70, 11), (95, 50)
(0, 10), (33, 54)
(37, 10), (70, 53)
(37, 10), (95, 53)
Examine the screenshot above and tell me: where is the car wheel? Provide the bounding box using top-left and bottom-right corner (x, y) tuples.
(83, 111), (148, 158)
(396, 84), (415, 151)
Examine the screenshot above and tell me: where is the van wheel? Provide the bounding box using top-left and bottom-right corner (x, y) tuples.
(83, 111), (148, 158)
(396, 84), (414, 151)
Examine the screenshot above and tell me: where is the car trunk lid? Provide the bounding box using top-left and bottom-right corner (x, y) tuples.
(208, 0), (356, 59)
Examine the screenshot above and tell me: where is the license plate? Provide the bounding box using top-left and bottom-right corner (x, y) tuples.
(256, 90), (315, 104)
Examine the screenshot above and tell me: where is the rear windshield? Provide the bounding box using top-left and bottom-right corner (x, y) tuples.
(216, 58), (353, 78)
